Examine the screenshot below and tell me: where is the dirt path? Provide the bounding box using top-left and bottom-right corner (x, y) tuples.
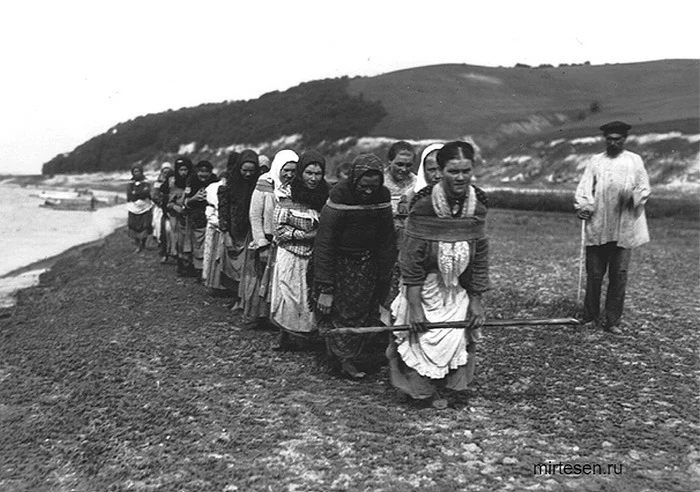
(0, 210), (698, 491)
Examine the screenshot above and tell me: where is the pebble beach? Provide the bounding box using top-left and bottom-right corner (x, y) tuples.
(0, 208), (697, 490)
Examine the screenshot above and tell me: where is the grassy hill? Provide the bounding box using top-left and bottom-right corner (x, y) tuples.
(41, 59), (699, 194)
(347, 59), (699, 143)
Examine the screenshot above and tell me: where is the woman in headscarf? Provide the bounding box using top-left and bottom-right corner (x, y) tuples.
(312, 154), (397, 378)
(258, 154), (271, 174)
(239, 149), (299, 328)
(414, 143), (444, 193)
(167, 157), (194, 275)
(201, 155), (234, 293)
(270, 150), (329, 348)
(387, 141), (489, 410)
(184, 161), (218, 280)
(126, 164), (154, 253)
(152, 162), (174, 263)
(216, 150), (260, 298)
(389, 143), (445, 303)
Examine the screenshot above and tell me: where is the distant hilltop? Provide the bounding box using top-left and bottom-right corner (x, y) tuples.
(42, 59), (699, 191)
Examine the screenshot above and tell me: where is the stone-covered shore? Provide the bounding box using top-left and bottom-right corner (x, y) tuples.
(0, 211), (698, 491)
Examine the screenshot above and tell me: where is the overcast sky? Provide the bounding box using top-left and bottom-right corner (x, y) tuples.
(1, 0), (698, 175)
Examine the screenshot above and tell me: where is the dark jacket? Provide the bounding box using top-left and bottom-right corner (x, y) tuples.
(313, 180), (397, 294)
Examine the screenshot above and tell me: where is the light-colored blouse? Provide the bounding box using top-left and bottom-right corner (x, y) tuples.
(575, 150), (650, 249)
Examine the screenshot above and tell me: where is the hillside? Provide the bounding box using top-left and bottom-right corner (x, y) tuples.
(41, 59), (699, 191)
(42, 78), (385, 175)
(347, 60), (699, 142)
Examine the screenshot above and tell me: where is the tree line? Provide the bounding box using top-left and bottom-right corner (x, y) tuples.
(42, 77), (386, 175)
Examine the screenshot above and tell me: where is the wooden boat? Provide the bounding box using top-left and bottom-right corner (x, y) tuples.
(40, 190), (97, 211)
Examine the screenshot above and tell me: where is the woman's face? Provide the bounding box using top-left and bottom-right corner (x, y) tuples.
(280, 162), (297, 184)
(389, 150), (414, 183)
(441, 157), (473, 198)
(132, 168), (144, 180)
(302, 164), (323, 190)
(354, 173), (382, 203)
(196, 167), (212, 182)
(177, 166), (189, 178)
(423, 151), (441, 185)
(240, 162), (257, 180)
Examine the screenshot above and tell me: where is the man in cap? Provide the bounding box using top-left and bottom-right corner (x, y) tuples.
(574, 121), (651, 334)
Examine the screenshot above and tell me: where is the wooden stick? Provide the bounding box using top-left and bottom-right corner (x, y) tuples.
(331, 317), (581, 335)
(577, 219), (586, 305)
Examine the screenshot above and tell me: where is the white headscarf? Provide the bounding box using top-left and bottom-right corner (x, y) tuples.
(414, 143), (444, 192)
(259, 149), (299, 199)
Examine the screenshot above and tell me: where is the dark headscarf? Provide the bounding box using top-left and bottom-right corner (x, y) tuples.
(130, 163), (144, 180)
(226, 152), (240, 172)
(219, 149), (261, 235)
(329, 153), (390, 206)
(186, 161), (218, 197)
(290, 150), (330, 212)
(227, 149), (258, 181)
(173, 157), (193, 189)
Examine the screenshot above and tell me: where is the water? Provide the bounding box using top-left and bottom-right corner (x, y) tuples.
(0, 185), (128, 308)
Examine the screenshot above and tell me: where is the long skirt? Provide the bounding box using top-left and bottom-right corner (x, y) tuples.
(386, 341), (475, 399)
(387, 273), (476, 400)
(223, 231), (247, 285)
(128, 210), (153, 240)
(167, 217), (178, 258)
(151, 207), (163, 242)
(238, 237), (275, 321)
(203, 225), (224, 289)
(203, 225), (215, 279)
(316, 251), (383, 365)
(175, 217), (193, 270)
(270, 247), (315, 335)
(203, 226), (245, 291)
(158, 214), (173, 258)
(192, 227), (207, 270)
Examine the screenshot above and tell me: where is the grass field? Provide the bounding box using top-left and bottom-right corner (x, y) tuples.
(485, 188), (700, 220)
(348, 60), (699, 141)
(0, 210), (698, 491)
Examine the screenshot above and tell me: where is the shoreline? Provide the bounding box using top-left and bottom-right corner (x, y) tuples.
(1, 228), (122, 280)
(0, 180), (129, 310)
(0, 227), (126, 316)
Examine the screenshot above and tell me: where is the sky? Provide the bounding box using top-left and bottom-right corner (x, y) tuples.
(1, 0), (698, 175)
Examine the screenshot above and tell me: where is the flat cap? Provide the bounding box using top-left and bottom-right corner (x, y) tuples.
(599, 120), (631, 135)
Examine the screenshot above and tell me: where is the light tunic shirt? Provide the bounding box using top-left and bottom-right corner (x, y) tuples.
(205, 180), (224, 227)
(575, 150), (650, 249)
